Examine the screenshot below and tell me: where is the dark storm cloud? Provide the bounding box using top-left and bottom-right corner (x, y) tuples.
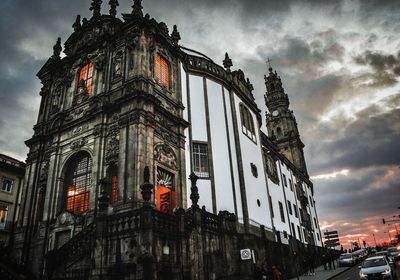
(353, 50), (400, 87)
(315, 166), (400, 220)
(307, 101), (400, 174)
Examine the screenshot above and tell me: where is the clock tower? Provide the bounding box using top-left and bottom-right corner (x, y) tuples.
(264, 66), (308, 176)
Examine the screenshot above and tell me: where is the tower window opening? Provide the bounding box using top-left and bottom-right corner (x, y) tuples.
(277, 127), (282, 137)
(155, 54), (169, 88)
(79, 63), (94, 95)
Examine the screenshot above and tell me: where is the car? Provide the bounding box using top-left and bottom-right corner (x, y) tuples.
(387, 247), (400, 261)
(359, 256), (394, 280)
(375, 250), (394, 263)
(339, 253), (354, 267)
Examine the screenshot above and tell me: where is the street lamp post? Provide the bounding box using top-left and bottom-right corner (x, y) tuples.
(384, 231), (392, 243)
(372, 234), (377, 247)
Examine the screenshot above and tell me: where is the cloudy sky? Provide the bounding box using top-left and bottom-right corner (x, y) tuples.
(1, 0), (399, 247)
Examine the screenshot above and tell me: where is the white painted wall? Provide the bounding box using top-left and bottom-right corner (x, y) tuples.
(233, 93), (272, 228)
(189, 75), (207, 141)
(206, 79), (236, 213)
(267, 159), (290, 234)
(223, 87), (243, 220)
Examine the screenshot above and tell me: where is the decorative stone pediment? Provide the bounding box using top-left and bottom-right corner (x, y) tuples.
(154, 143), (177, 169)
(55, 211), (76, 227)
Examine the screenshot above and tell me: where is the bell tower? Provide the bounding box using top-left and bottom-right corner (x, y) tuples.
(264, 64), (308, 176)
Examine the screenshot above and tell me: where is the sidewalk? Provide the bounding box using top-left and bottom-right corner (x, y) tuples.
(289, 260), (352, 280)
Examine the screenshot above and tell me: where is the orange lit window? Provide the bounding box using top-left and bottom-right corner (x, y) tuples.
(111, 175), (118, 204)
(155, 54), (169, 87)
(79, 63), (94, 95)
(65, 153), (92, 213)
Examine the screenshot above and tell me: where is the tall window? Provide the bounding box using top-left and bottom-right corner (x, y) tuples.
(107, 165), (118, 204)
(282, 174), (287, 187)
(287, 200), (292, 215)
(278, 201), (285, 223)
(193, 143), (209, 178)
(79, 63), (94, 95)
(239, 104), (256, 141)
(297, 225), (302, 241)
(65, 153), (92, 213)
(269, 196), (274, 218)
(155, 54), (169, 87)
(1, 178), (13, 193)
(0, 205), (8, 230)
(291, 223), (296, 239)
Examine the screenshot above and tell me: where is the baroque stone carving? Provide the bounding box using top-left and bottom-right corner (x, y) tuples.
(154, 143), (177, 169)
(71, 138), (87, 150)
(105, 118), (120, 165)
(39, 161), (50, 183)
(112, 51), (123, 80)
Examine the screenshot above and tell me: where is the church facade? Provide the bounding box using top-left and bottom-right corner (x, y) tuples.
(11, 1), (323, 279)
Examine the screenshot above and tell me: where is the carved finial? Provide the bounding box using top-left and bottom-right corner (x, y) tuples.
(171, 25), (181, 45)
(90, 0), (102, 18)
(109, 0), (119, 17)
(189, 172), (199, 208)
(246, 78), (254, 91)
(140, 166), (153, 205)
(72, 15), (81, 32)
(223, 52), (233, 72)
(52, 37), (62, 58)
(266, 57), (273, 72)
(132, 0), (143, 17)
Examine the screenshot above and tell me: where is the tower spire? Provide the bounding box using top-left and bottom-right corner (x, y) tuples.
(109, 0), (119, 17)
(264, 67), (308, 176)
(90, 0), (102, 18)
(266, 57), (273, 72)
(132, 0), (143, 17)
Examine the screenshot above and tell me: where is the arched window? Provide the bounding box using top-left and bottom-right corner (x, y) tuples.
(79, 63), (94, 95)
(64, 153), (92, 213)
(239, 104), (256, 142)
(277, 127), (282, 137)
(155, 54), (169, 88)
(106, 165), (118, 204)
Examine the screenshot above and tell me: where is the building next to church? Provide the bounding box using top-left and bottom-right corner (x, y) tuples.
(0, 154), (25, 246)
(9, 0), (323, 279)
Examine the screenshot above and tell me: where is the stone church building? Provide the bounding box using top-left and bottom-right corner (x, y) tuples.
(10, 1), (323, 279)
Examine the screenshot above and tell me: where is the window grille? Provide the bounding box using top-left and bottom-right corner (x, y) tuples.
(193, 143), (209, 178)
(65, 153), (92, 213)
(155, 54), (169, 87)
(79, 63), (94, 95)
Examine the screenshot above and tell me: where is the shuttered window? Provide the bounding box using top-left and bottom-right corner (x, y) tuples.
(155, 54), (169, 88)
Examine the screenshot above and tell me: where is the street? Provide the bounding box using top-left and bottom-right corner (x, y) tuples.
(332, 261), (400, 280)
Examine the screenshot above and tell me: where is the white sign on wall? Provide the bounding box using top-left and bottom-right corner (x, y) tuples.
(240, 249), (252, 260)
